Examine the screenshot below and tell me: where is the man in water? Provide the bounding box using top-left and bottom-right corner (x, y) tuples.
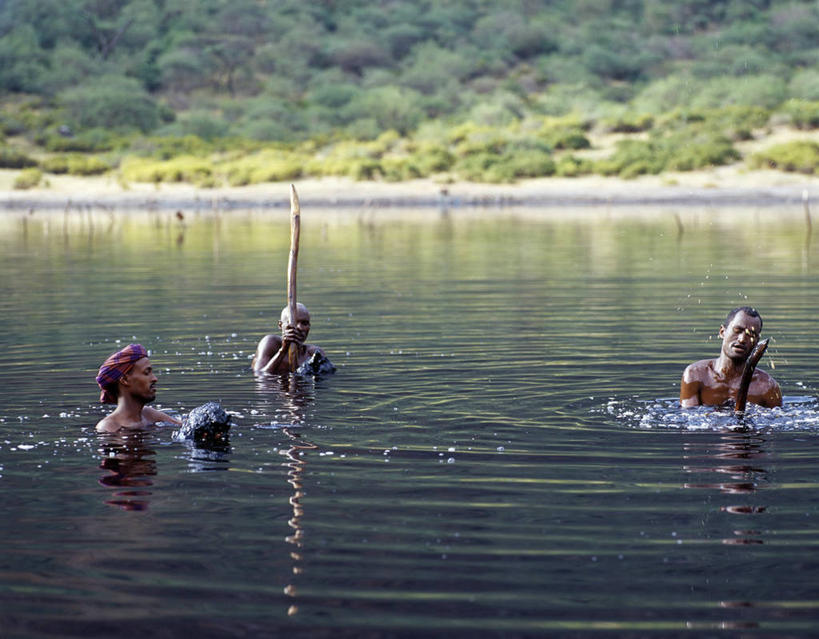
(252, 303), (334, 375)
(680, 306), (782, 408)
(95, 343), (180, 432)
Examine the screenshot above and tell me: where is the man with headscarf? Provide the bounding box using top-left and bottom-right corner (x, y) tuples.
(95, 343), (180, 432)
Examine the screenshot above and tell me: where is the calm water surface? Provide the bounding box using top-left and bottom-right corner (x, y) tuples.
(1, 205), (819, 637)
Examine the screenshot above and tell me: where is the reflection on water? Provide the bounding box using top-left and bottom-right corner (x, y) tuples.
(2, 207), (819, 636)
(281, 425), (317, 619)
(683, 430), (768, 543)
(253, 371), (321, 618)
(97, 430), (158, 511)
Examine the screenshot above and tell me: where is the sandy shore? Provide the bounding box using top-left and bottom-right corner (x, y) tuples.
(1, 166), (817, 210)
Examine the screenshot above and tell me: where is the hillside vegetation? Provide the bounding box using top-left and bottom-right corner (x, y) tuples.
(1, 0), (818, 188)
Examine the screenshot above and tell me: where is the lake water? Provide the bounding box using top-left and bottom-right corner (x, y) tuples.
(2, 204), (819, 637)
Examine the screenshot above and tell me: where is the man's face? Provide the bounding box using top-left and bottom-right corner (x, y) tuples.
(122, 357), (157, 403)
(719, 311), (762, 362)
(279, 306), (311, 339)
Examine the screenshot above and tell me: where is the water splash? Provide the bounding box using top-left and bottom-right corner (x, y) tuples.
(604, 396), (819, 432)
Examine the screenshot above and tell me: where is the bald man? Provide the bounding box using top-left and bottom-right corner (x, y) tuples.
(252, 303), (334, 375)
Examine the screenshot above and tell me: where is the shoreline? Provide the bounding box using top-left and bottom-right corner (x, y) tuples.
(1, 167), (817, 211)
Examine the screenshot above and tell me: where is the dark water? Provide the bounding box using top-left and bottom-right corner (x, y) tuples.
(2, 206), (819, 637)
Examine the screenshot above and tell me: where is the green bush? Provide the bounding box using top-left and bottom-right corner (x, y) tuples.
(223, 152), (304, 185)
(13, 168), (43, 189)
(0, 147), (37, 169)
(750, 141), (819, 174)
(120, 156), (214, 184)
(43, 128), (120, 152)
(59, 76), (162, 133)
(595, 131), (739, 177)
(789, 70), (819, 101)
(40, 155), (70, 174)
(544, 128), (591, 150)
(601, 113), (654, 133)
(454, 148), (555, 183)
(380, 155), (421, 181)
(66, 155), (110, 176)
(410, 144), (454, 174)
(781, 100), (819, 130)
(665, 137), (740, 171)
(130, 135), (218, 160)
(555, 155), (594, 177)
(502, 149), (556, 179)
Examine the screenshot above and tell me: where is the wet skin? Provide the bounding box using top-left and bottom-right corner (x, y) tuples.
(680, 311), (782, 409)
(252, 304), (327, 374)
(95, 357), (180, 432)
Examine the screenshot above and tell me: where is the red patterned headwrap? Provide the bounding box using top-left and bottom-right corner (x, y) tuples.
(96, 344), (149, 404)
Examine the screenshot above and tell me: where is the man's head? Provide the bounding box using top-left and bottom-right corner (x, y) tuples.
(96, 344), (157, 405)
(724, 306), (762, 330)
(719, 307), (763, 362)
(279, 303), (311, 338)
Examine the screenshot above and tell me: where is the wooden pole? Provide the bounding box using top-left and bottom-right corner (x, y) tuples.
(734, 338), (769, 414)
(287, 184), (301, 372)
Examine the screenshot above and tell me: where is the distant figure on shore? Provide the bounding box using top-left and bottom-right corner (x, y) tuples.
(95, 343), (180, 432)
(680, 306), (782, 409)
(252, 303), (334, 375)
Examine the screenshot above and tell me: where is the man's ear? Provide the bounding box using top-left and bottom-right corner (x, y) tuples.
(118, 374), (131, 390)
(718, 325), (726, 338)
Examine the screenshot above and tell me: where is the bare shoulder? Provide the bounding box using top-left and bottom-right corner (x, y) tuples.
(257, 333), (282, 348)
(753, 367), (780, 390)
(95, 415), (122, 433)
(682, 359), (713, 381)
(751, 367), (782, 408)
(252, 334), (283, 369)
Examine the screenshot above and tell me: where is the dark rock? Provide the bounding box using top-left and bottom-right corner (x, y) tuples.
(174, 401), (232, 446)
(297, 351), (336, 376)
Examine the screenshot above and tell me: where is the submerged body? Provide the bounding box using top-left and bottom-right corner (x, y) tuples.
(252, 303), (334, 375)
(680, 307), (782, 409)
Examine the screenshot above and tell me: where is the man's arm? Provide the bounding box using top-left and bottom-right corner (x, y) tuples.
(259, 325), (306, 374)
(680, 365), (702, 408)
(144, 406), (181, 425)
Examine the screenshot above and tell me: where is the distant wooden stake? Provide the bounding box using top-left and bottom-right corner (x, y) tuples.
(287, 184), (301, 372)
(734, 338), (769, 415)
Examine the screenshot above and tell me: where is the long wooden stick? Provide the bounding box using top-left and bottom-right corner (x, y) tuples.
(287, 184), (301, 372)
(734, 338), (769, 414)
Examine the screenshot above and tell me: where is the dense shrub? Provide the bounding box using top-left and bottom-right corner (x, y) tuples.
(130, 136), (218, 160)
(410, 144), (455, 174)
(750, 141), (819, 174)
(542, 128), (590, 150)
(781, 100), (819, 130)
(0, 147), (37, 169)
(120, 156), (214, 184)
(554, 155), (593, 177)
(43, 128), (120, 153)
(380, 155), (422, 181)
(596, 131), (740, 178)
(223, 153), (303, 186)
(601, 113), (654, 133)
(59, 76), (163, 133)
(65, 155), (110, 176)
(13, 168), (43, 189)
